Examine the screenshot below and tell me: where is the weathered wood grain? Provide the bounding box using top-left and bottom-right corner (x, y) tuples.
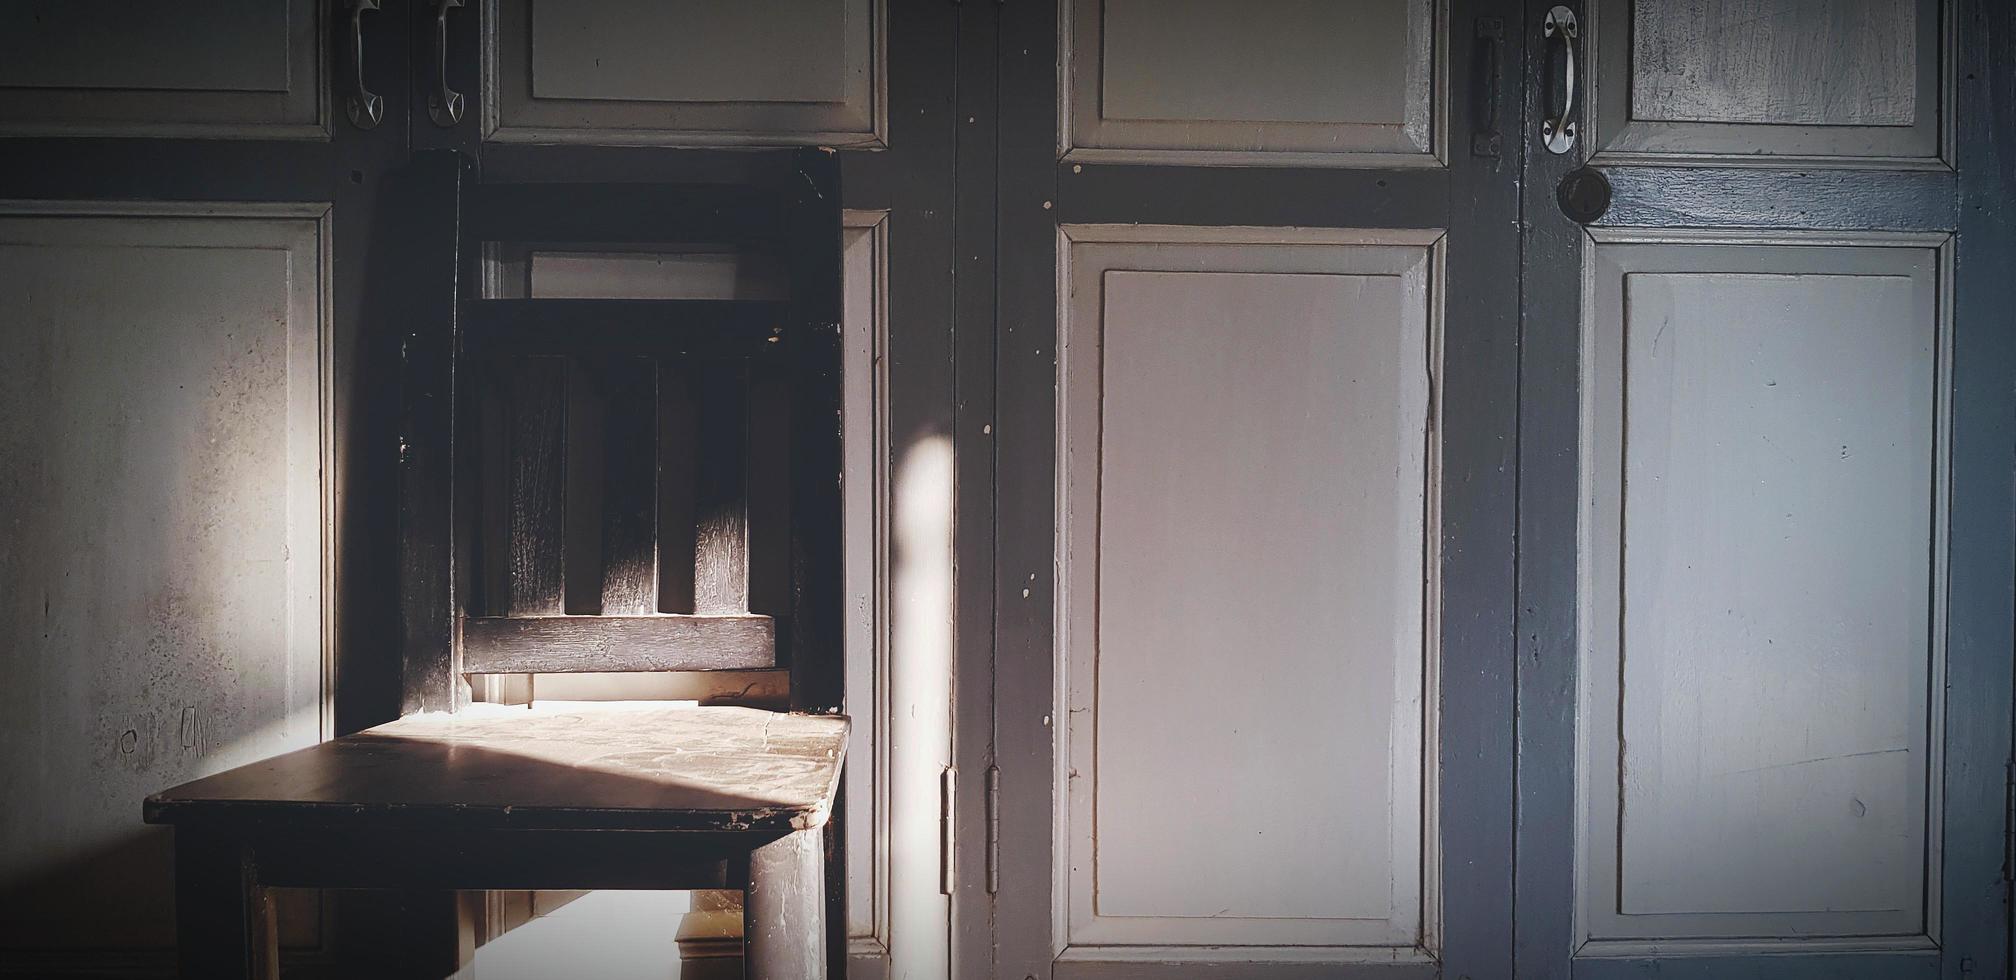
(461, 614), (776, 673)
(746, 830), (827, 977)
(657, 362), (701, 613)
(599, 357), (660, 615)
(1632, 0), (1916, 127)
(505, 356), (567, 616)
(1598, 166), (1957, 231)
(146, 705), (848, 833)
(1594, 0), (1942, 161)
(695, 361), (752, 615)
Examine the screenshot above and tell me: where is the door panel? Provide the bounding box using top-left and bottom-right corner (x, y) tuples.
(0, 0), (326, 138)
(532, 4), (845, 103)
(1579, 239), (1945, 947)
(1518, 0), (2011, 975)
(1592, 0), (1944, 162)
(1057, 229), (1438, 954)
(485, 0), (883, 146)
(990, 0), (1522, 974)
(1063, 0), (1443, 166)
(0, 210), (329, 955)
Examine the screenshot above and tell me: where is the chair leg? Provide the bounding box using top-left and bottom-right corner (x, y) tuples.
(173, 829), (278, 980)
(744, 829), (825, 980)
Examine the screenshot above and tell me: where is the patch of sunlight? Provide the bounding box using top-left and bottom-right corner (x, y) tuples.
(472, 890), (696, 980)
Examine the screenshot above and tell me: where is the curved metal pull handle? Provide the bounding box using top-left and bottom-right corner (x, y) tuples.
(345, 0), (383, 130)
(1541, 5), (1578, 155)
(428, 0), (466, 127)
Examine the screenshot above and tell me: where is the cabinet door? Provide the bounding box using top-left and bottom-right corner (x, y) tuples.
(0, 208), (330, 959)
(484, 0), (883, 146)
(1516, 0), (2014, 976)
(0, 0), (326, 138)
(0, 5), (403, 971)
(987, 2), (1522, 977)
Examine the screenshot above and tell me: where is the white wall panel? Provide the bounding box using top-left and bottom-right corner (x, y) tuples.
(0, 209), (329, 953)
(1057, 227), (1440, 958)
(1579, 236), (1946, 948)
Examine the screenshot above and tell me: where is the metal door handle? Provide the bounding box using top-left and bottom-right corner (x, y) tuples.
(345, 0), (383, 130)
(1541, 5), (1578, 154)
(428, 0), (466, 127)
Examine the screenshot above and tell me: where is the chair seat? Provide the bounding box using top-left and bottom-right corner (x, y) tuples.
(144, 703), (848, 835)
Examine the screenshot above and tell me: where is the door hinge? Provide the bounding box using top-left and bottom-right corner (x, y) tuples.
(2002, 760), (2014, 885)
(940, 766), (957, 897)
(985, 765), (1002, 894)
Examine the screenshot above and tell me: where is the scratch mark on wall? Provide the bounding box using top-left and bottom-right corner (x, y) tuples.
(1712, 746), (1908, 779)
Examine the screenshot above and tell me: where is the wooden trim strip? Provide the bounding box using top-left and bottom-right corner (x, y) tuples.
(461, 298), (790, 356)
(464, 182), (785, 245)
(461, 614), (776, 673)
(1596, 167), (1958, 231)
(1056, 164), (1450, 231)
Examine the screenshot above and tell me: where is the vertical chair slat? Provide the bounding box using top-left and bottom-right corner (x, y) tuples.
(694, 360), (752, 615)
(657, 363), (700, 614)
(475, 368), (511, 618)
(506, 356), (567, 617)
(746, 363), (793, 617)
(600, 356), (660, 616)
(562, 358), (606, 615)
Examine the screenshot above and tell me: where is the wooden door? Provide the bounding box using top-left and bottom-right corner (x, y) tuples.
(1515, 0), (2014, 977)
(978, 1), (2015, 978)
(0, 1), (410, 974)
(983, 1), (1523, 976)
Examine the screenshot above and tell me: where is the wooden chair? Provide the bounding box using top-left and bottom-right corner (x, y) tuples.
(143, 149), (848, 979)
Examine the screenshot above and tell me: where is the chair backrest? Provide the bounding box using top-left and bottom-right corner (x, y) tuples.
(395, 149), (842, 717)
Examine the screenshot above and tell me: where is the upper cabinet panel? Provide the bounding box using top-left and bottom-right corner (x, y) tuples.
(487, 0), (883, 147)
(1594, 0), (1946, 165)
(1064, 0), (1444, 167)
(0, 0), (324, 138)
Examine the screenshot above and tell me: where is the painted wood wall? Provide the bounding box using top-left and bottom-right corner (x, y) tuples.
(1, 1), (1999, 978)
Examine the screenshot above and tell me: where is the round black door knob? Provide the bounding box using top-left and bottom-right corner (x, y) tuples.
(1557, 166), (1612, 225)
